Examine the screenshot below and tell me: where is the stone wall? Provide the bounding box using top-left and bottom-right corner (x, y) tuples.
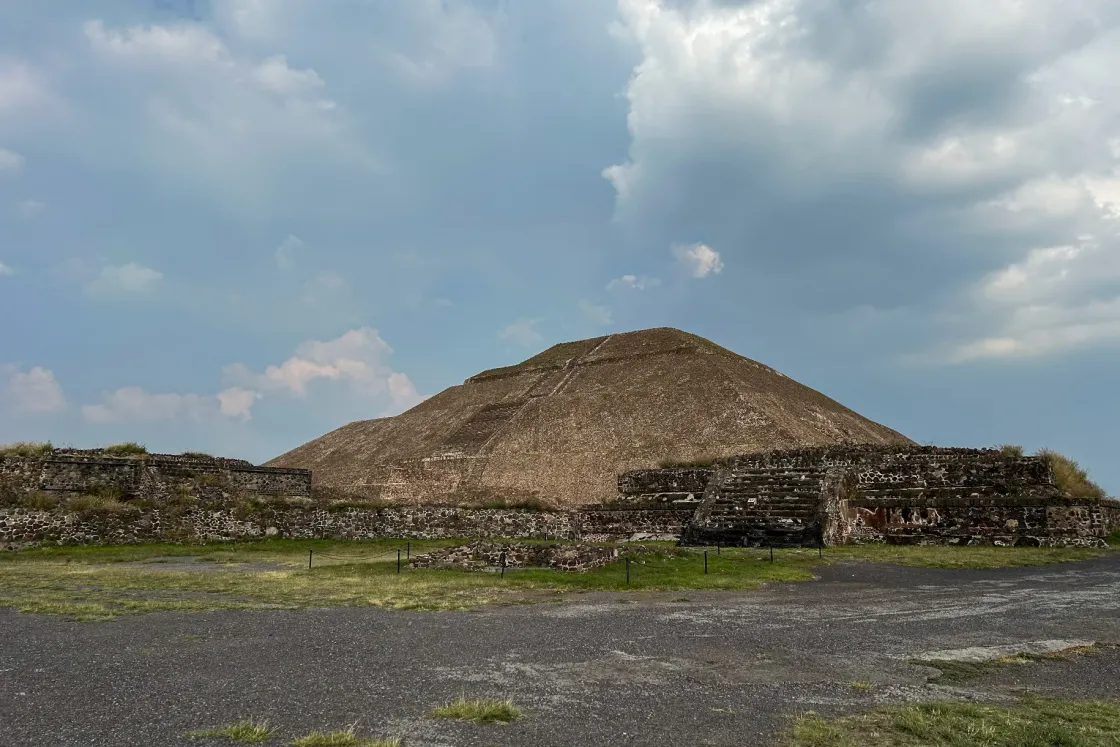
(0, 451), (311, 503)
(576, 507), (696, 541)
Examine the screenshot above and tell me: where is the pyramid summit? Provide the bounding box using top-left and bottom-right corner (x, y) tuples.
(267, 327), (911, 507)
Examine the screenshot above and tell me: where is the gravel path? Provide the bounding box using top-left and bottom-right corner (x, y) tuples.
(3, 556), (1120, 747)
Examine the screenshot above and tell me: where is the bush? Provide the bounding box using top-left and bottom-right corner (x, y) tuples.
(0, 441), (53, 457)
(23, 491), (60, 510)
(102, 442), (148, 456)
(997, 444), (1025, 458)
(65, 494), (136, 514)
(1038, 449), (1107, 500)
(180, 451), (214, 459)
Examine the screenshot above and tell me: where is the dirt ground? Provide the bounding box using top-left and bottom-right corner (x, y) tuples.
(3, 555), (1120, 746)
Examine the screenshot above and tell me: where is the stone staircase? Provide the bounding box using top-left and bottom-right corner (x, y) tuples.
(683, 466), (826, 547)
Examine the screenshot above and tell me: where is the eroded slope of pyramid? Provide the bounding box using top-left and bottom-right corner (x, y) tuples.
(267, 328), (911, 507)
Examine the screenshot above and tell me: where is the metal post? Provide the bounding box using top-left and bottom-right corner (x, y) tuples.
(716, 544), (720, 555)
(770, 543), (774, 563)
(500, 551), (506, 579)
(397, 549), (401, 573)
(704, 550), (708, 574)
(309, 549), (313, 570)
(625, 557), (630, 586)
(407, 541), (411, 560)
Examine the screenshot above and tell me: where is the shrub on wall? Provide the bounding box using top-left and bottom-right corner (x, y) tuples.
(102, 442), (148, 456)
(1038, 449), (1107, 501)
(657, 456), (722, 469)
(0, 441), (53, 457)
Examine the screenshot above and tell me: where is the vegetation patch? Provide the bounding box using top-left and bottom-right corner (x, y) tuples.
(829, 543), (1109, 569)
(787, 698), (1120, 747)
(188, 719), (275, 743)
(289, 727), (399, 747)
(915, 645), (1100, 685)
(181, 451), (215, 459)
(1039, 448), (1107, 500)
(0, 441), (53, 457)
(102, 442), (149, 457)
(430, 697), (522, 724)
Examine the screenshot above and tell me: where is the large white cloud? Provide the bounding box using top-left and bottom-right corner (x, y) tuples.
(84, 262), (164, 297)
(605, 0), (1120, 361)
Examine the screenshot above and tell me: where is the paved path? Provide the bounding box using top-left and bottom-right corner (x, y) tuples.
(3, 557), (1120, 747)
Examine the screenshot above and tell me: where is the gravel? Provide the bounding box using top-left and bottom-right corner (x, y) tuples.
(2, 555), (1119, 746)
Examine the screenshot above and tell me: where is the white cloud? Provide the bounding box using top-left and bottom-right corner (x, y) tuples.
(85, 263), (164, 298)
(579, 298), (613, 327)
(3, 366), (66, 414)
(16, 199), (44, 218)
(672, 242), (724, 278)
(0, 261), (13, 276)
(225, 327), (424, 411)
(606, 274), (661, 291)
(499, 318), (544, 348)
(217, 387), (260, 420)
(0, 148), (23, 174)
(607, 0), (1120, 360)
(0, 62), (51, 119)
(275, 234), (303, 270)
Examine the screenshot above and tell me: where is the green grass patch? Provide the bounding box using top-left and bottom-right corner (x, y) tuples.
(289, 727), (399, 747)
(788, 698), (1120, 747)
(656, 457), (720, 469)
(828, 543), (1109, 569)
(102, 441), (148, 456)
(1107, 532), (1120, 549)
(0, 441), (53, 457)
(430, 697), (522, 724)
(188, 719), (275, 742)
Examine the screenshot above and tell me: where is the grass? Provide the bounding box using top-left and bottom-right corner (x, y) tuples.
(0, 441), (53, 457)
(181, 451), (215, 458)
(0, 538), (1111, 622)
(788, 698), (1120, 747)
(188, 719), (275, 742)
(430, 697), (522, 724)
(828, 542), (1109, 569)
(1108, 532), (1120, 549)
(916, 644), (1099, 685)
(102, 441), (149, 456)
(657, 457), (720, 469)
(848, 680), (873, 691)
(290, 727), (399, 747)
(0, 540), (819, 621)
(1039, 448), (1108, 500)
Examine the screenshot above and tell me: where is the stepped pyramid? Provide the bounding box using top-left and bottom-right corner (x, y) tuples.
(268, 328), (911, 507)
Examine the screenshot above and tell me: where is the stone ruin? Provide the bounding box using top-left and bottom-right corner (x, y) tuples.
(608, 445), (1120, 548)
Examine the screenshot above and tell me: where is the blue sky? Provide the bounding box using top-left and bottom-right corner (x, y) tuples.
(1, 0), (1118, 493)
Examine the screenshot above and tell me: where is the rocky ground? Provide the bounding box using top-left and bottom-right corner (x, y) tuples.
(2, 556), (1119, 746)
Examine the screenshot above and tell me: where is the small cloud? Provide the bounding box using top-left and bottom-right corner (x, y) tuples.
(0, 261), (13, 276)
(0, 148), (24, 174)
(672, 242), (724, 279)
(579, 299), (613, 327)
(85, 263), (164, 298)
(606, 274), (661, 291)
(3, 365), (66, 414)
(274, 234), (303, 270)
(16, 199), (45, 219)
(216, 387), (259, 420)
(499, 318), (544, 348)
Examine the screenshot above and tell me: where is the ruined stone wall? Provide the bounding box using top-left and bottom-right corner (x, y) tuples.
(0, 452), (311, 502)
(1101, 499), (1120, 534)
(839, 498), (1107, 547)
(576, 507), (696, 541)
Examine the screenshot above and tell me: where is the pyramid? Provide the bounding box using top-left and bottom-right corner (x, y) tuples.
(267, 328), (911, 507)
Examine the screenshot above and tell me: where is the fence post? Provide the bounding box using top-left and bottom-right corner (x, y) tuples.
(407, 541), (411, 560)
(308, 549), (313, 570)
(704, 550), (708, 574)
(770, 543), (774, 563)
(716, 544), (720, 556)
(397, 549), (401, 573)
(500, 551), (506, 579)
(626, 557), (631, 586)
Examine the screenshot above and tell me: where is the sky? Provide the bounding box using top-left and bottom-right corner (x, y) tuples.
(1, 0), (1118, 493)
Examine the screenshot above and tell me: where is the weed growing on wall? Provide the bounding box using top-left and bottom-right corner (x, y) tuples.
(102, 442), (148, 456)
(0, 441), (53, 457)
(1038, 449), (1107, 500)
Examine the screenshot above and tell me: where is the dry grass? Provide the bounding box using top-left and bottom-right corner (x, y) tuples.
(102, 441), (148, 456)
(430, 697), (522, 724)
(188, 719), (275, 743)
(788, 698), (1120, 747)
(1039, 448), (1108, 500)
(289, 726), (399, 747)
(0, 441), (53, 457)
(829, 542), (1109, 569)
